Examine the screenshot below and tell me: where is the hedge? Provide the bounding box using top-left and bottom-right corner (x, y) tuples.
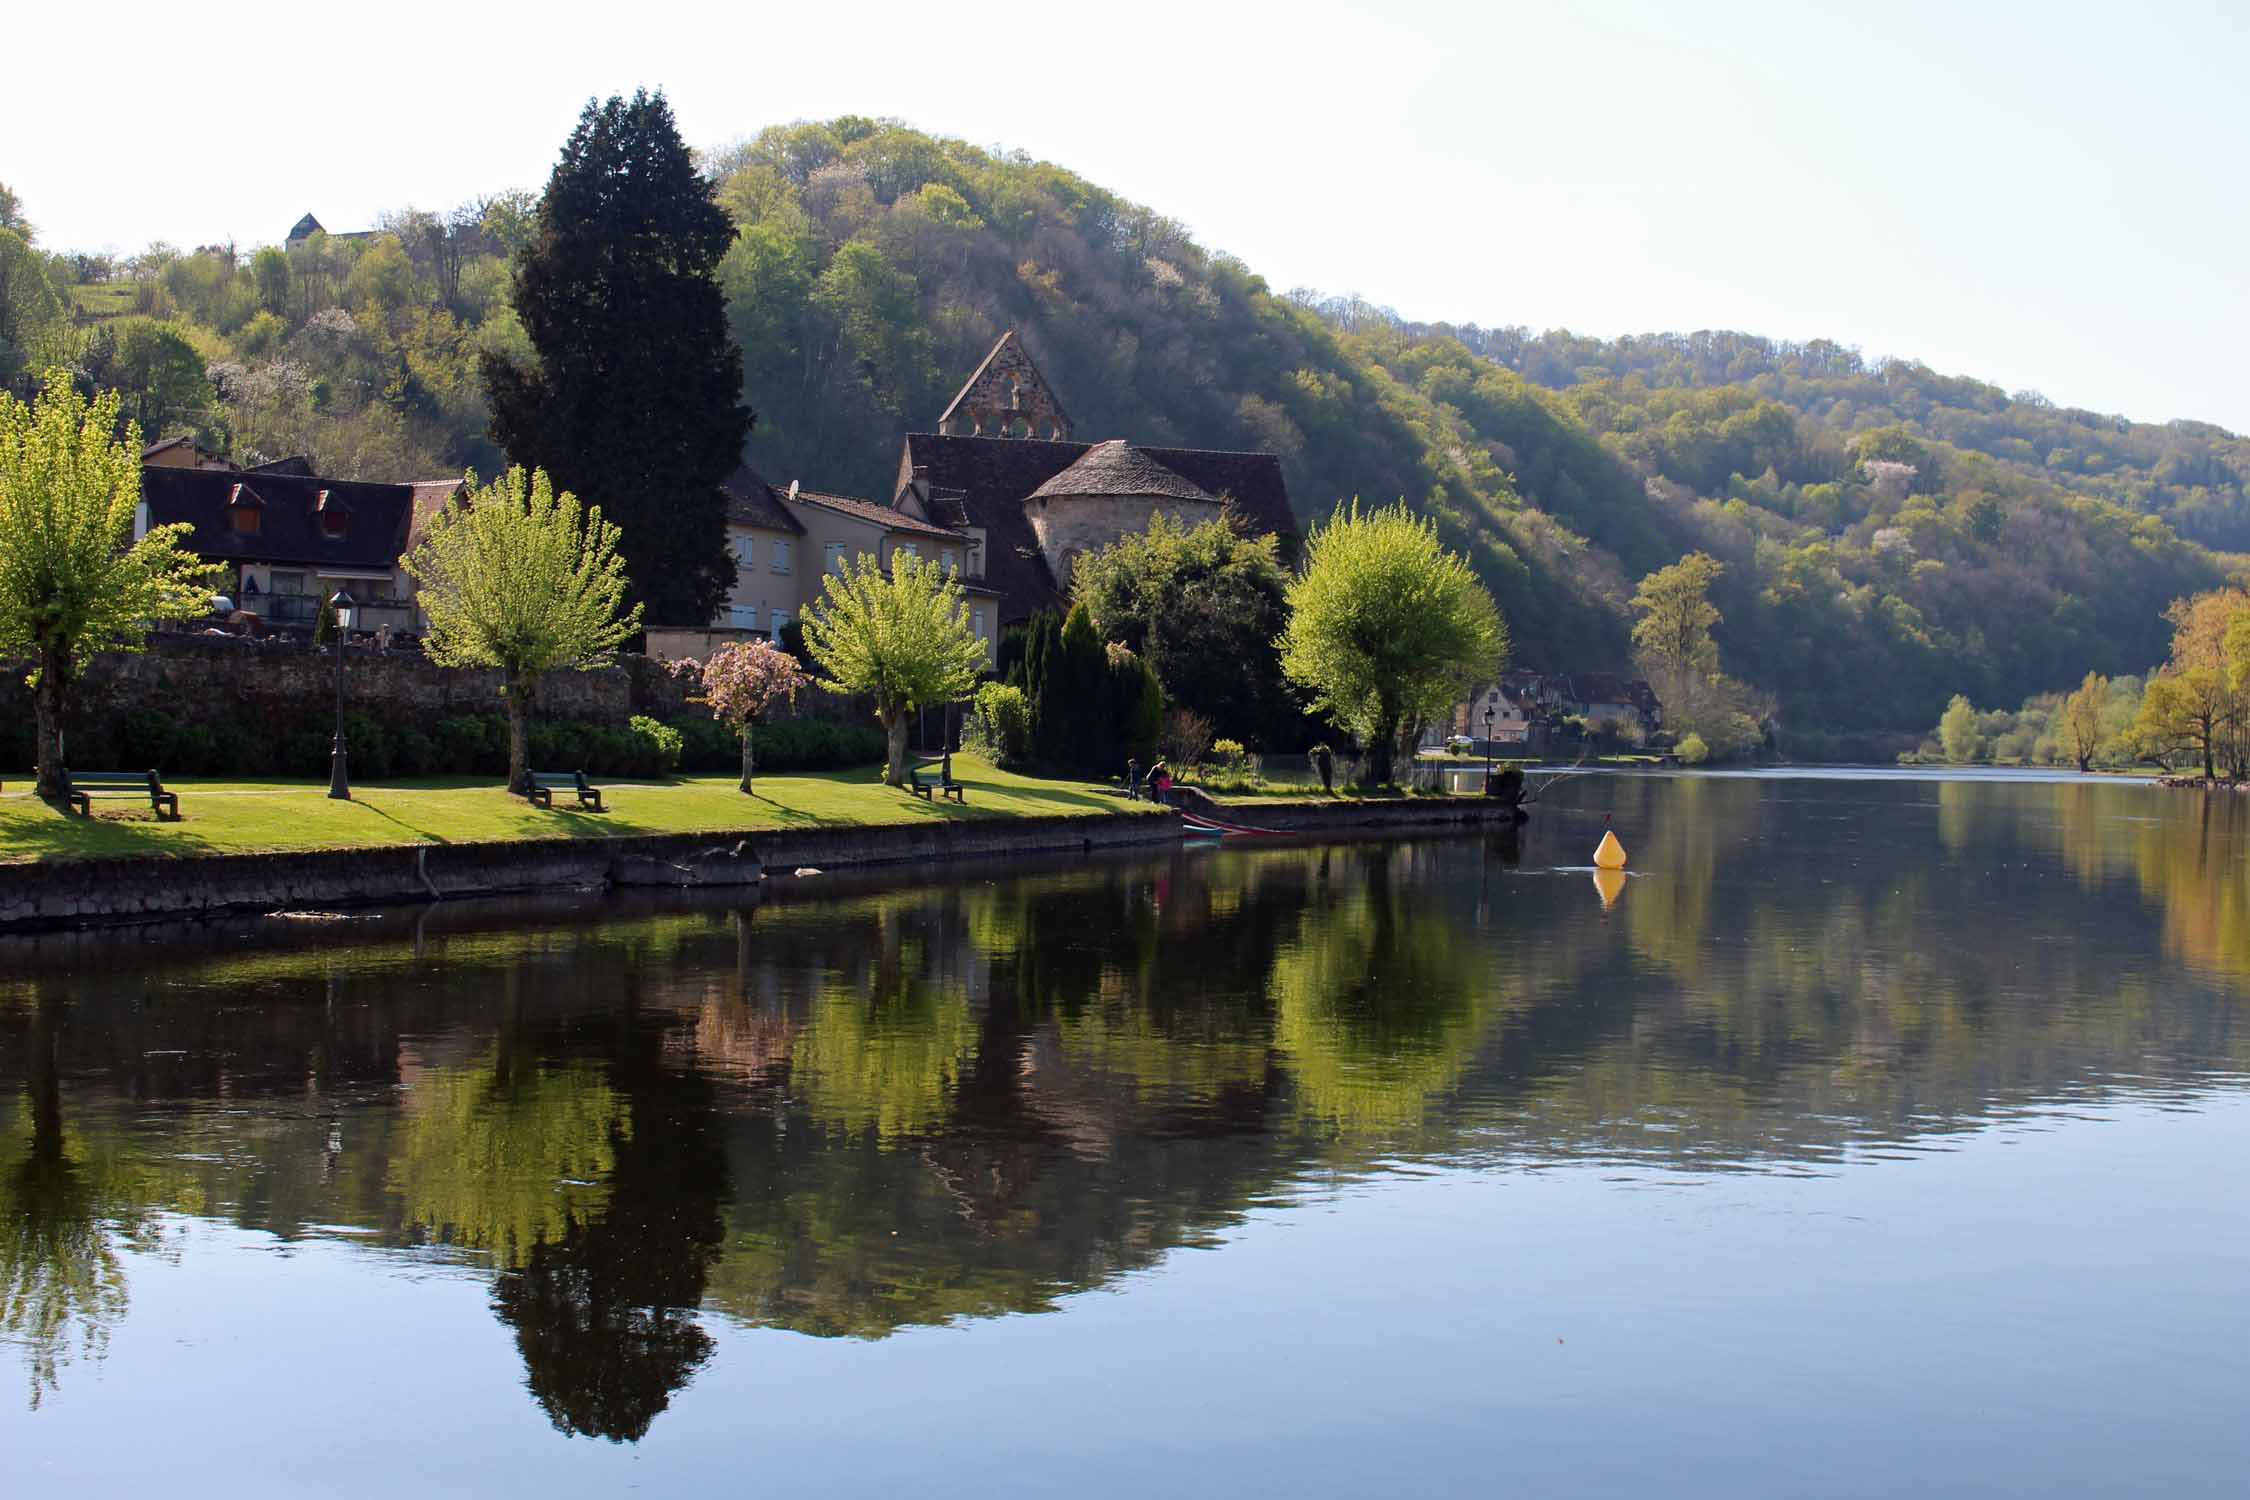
(3, 706), (884, 780)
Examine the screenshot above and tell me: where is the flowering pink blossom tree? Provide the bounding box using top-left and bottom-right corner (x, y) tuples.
(698, 641), (807, 793)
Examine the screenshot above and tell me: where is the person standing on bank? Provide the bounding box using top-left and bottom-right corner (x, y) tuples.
(1126, 757), (1142, 801)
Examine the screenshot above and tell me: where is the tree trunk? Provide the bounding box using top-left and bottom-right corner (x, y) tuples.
(739, 721), (755, 795)
(2202, 728), (2216, 782)
(883, 709), (910, 786)
(2076, 753), (2091, 774)
(1362, 711), (1399, 787)
(505, 669), (533, 794)
(32, 644), (69, 804)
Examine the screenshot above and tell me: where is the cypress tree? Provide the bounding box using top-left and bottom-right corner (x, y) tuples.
(483, 90), (752, 627)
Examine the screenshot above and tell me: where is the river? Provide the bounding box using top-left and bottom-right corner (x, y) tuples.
(3, 772), (2245, 1496)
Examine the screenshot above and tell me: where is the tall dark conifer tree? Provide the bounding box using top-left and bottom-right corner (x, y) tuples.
(483, 90), (751, 626)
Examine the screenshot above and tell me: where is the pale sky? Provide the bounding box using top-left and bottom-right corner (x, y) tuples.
(9, 0), (2245, 431)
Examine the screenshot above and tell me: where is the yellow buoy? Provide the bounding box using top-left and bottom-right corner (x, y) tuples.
(1592, 865), (1627, 912)
(1594, 829), (1628, 869)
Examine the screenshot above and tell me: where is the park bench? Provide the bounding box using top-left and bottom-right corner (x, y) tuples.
(526, 769), (604, 811)
(909, 753), (965, 803)
(61, 769), (181, 820)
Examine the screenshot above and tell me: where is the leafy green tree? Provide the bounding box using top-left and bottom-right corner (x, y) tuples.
(400, 466), (643, 792)
(1631, 552), (1724, 689)
(1072, 512), (1297, 746)
(800, 551), (987, 785)
(1938, 694), (1984, 763)
(0, 230), (69, 391)
(0, 181), (30, 242)
(80, 320), (215, 439)
(0, 372), (221, 799)
(249, 246), (291, 316)
(483, 89), (750, 627)
(2061, 672), (2108, 772)
(1279, 500), (1505, 785)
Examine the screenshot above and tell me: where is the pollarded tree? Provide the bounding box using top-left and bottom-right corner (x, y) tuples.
(800, 551), (987, 786)
(697, 640), (807, 794)
(482, 90), (752, 628)
(0, 371), (221, 801)
(401, 466), (642, 793)
(1279, 500), (1505, 786)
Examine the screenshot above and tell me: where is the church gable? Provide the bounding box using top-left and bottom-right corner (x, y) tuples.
(938, 331), (1073, 440)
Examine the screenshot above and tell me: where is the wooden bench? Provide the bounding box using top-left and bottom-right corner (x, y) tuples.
(62, 769), (181, 820)
(909, 753), (965, 803)
(526, 769), (604, 811)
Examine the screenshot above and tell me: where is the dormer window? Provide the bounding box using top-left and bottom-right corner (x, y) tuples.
(227, 483), (264, 536)
(315, 489), (350, 539)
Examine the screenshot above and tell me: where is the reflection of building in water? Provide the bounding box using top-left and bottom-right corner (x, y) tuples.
(7, 792), (2250, 1409)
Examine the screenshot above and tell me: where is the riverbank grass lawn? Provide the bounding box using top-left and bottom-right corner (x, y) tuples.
(0, 755), (1151, 863)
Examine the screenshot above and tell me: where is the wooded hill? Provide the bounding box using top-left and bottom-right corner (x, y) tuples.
(11, 116), (2240, 735)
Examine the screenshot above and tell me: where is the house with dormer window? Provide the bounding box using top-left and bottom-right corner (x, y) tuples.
(137, 461), (459, 634)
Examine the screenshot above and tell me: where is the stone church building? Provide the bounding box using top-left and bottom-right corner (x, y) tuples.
(665, 331), (1303, 659)
(893, 331), (1301, 629)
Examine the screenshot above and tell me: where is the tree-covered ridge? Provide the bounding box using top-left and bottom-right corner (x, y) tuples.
(14, 123), (2240, 731)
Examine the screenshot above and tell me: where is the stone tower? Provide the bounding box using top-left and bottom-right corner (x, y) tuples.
(937, 331), (1072, 440)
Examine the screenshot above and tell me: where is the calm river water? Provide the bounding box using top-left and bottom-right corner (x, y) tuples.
(3, 773), (2246, 1496)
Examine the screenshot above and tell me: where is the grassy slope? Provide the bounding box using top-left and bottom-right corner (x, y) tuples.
(0, 756), (1152, 864)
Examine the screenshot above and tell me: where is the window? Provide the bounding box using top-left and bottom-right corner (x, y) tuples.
(271, 571), (306, 596)
(770, 608), (790, 637)
(893, 542), (918, 568)
(770, 540), (792, 574)
(734, 535), (755, 569)
(728, 604), (759, 630)
(966, 540), (984, 578)
(321, 510), (348, 538)
(231, 507), (261, 536)
(971, 608), (986, 640)
(940, 549), (958, 575)
(824, 542), (848, 576)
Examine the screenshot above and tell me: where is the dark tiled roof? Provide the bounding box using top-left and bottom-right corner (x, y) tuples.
(790, 487), (967, 540)
(897, 434), (1301, 626)
(1029, 440), (1216, 504)
(141, 465), (420, 572)
(722, 462), (804, 534)
(249, 455), (318, 477)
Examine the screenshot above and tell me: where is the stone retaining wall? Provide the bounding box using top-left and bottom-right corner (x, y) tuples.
(0, 811), (1181, 932)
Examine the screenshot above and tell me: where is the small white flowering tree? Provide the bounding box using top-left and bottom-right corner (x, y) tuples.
(697, 640), (807, 794)
(402, 466), (641, 793)
(800, 551), (987, 786)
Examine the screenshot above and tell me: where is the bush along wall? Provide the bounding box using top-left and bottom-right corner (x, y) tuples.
(2, 706), (888, 782)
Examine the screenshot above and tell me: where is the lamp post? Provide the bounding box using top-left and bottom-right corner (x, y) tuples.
(328, 590), (355, 800)
(1483, 703), (1496, 792)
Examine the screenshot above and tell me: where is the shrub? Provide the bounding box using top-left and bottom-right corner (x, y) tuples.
(341, 711), (395, 781)
(116, 707), (179, 770)
(435, 716), (508, 776)
(171, 723), (218, 775)
(669, 715), (738, 773)
(1211, 737), (1247, 772)
(392, 726), (438, 778)
(627, 716), (683, 777)
(967, 682), (1032, 766)
(1677, 732), (1711, 765)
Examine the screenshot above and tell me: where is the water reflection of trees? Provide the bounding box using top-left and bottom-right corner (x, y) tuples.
(6, 793), (2250, 1421)
(0, 995), (168, 1410)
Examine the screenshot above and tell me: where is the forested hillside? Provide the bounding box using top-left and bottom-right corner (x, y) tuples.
(5, 116), (2238, 734)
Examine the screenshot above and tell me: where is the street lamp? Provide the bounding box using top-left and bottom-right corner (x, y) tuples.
(328, 590), (355, 800)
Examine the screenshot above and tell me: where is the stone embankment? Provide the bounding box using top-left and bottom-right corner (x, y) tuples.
(0, 812), (1177, 932)
(0, 794), (1529, 933)
(2156, 776), (2250, 790)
